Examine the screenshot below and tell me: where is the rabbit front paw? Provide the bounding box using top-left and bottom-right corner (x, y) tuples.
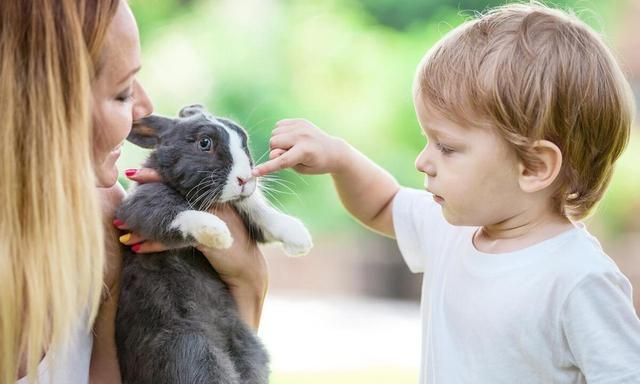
(170, 210), (233, 249)
(193, 225), (233, 249)
(268, 216), (313, 257)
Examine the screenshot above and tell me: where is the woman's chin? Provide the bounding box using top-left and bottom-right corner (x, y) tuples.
(96, 164), (119, 188)
(95, 148), (123, 187)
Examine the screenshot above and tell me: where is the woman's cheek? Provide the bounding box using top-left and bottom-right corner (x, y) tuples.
(93, 152), (118, 187)
(105, 102), (134, 149)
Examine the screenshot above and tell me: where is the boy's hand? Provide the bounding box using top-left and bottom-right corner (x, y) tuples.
(252, 119), (349, 177)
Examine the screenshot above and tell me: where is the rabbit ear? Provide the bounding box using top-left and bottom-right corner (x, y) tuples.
(178, 104), (205, 118)
(128, 115), (174, 149)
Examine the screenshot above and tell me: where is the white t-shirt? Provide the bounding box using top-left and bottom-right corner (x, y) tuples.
(16, 314), (92, 384)
(392, 188), (640, 384)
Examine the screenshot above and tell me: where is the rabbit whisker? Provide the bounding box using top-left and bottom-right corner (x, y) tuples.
(284, 169), (310, 186)
(194, 185), (220, 211)
(262, 177), (297, 192)
(260, 181), (297, 197)
(253, 148), (272, 165)
(259, 185), (287, 212)
(186, 174), (214, 197)
(188, 180), (217, 209)
(260, 174), (295, 186)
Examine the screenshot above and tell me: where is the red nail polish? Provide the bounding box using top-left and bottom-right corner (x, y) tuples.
(113, 219), (124, 227)
(131, 244), (141, 253)
(125, 169), (138, 177)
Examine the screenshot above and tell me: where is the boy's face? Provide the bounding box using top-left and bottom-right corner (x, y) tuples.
(413, 95), (525, 227)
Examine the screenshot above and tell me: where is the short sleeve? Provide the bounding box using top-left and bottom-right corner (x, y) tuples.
(561, 271), (640, 383)
(392, 187), (446, 273)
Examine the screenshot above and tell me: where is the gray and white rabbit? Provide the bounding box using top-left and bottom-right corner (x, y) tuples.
(114, 104), (312, 384)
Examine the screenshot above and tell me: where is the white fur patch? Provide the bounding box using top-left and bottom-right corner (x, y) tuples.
(170, 210), (233, 249)
(274, 215), (314, 257)
(220, 128), (255, 201)
(237, 190), (313, 257)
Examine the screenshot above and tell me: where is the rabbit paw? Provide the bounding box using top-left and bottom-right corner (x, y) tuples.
(271, 217), (313, 257)
(193, 225), (233, 249)
(170, 210), (233, 249)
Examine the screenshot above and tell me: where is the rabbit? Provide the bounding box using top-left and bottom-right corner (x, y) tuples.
(114, 104), (313, 384)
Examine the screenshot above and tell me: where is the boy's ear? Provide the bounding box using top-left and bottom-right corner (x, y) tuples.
(127, 115), (175, 149)
(518, 140), (563, 194)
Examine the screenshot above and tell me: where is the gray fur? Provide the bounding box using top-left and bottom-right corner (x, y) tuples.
(115, 104), (312, 383)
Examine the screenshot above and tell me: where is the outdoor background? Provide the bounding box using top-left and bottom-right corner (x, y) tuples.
(123, 0), (640, 382)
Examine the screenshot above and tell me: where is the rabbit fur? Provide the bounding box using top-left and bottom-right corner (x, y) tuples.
(114, 104), (312, 384)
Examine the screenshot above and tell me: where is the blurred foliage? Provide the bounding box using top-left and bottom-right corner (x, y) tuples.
(123, 0), (637, 240)
(356, 0), (575, 30)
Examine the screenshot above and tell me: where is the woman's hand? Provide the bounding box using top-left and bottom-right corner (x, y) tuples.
(117, 168), (268, 330)
(197, 205), (268, 330)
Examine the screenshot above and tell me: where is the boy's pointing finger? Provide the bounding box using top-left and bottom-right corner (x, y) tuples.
(253, 147), (302, 177)
(252, 160), (275, 177)
(252, 158), (284, 177)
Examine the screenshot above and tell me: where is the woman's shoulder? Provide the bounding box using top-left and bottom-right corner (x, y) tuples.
(16, 314), (93, 384)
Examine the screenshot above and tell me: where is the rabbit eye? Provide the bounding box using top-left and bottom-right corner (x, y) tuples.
(198, 137), (213, 152)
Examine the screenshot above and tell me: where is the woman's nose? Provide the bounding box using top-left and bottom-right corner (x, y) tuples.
(132, 80), (154, 121)
(415, 147), (436, 177)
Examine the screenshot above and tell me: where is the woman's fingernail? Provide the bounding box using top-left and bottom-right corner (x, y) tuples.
(131, 243), (141, 253)
(125, 168), (138, 178)
(113, 219), (124, 227)
(119, 233), (131, 244)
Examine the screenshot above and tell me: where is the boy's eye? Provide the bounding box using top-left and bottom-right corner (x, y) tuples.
(436, 143), (454, 155)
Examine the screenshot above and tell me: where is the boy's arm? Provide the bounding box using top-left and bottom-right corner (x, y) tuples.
(331, 140), (400, 237)
(252, 119), (400, 238)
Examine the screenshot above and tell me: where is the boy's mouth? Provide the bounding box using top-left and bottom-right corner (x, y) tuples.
(426, 188), (445, 203)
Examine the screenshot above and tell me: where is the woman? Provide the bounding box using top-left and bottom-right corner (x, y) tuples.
(1, 1), (268, 382)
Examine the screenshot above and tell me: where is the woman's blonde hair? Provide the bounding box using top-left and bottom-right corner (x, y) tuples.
(0, 0), (119, 382)
(414, 2), (634, 221)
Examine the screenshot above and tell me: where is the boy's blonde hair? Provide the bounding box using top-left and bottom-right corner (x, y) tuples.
(414, 2), (634, 221)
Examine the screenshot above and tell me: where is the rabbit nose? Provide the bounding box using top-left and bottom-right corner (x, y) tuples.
(237, 176), (248, 186)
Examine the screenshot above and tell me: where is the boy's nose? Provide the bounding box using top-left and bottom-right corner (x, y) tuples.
(415, 149), (436, 177)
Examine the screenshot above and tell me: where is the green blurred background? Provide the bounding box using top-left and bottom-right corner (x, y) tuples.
(123, 0), (640, 382)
